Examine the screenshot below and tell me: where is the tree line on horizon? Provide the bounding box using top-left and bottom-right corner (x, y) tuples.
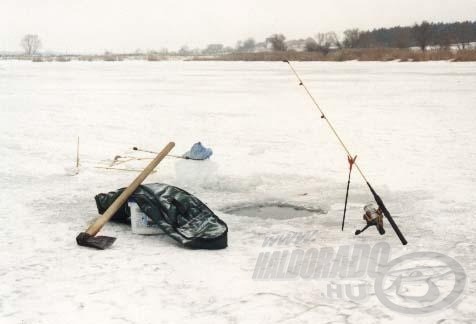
(16, 20), (476, 57)
(193, 20), (476, 56)
(343, 21), (476, 50)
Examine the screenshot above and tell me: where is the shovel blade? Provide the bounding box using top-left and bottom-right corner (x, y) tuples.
(76, 232), (116, 250)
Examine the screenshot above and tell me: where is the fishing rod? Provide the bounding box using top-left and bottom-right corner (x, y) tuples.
(132, 147), (185, 159)
(283, 60), (407, 245)
(133, 142), (213, 161)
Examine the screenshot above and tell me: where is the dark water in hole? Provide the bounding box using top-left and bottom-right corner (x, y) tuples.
(223, 203), (325, 219)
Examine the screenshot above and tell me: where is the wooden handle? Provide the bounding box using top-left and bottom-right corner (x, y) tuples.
(85, 142), (175, 236)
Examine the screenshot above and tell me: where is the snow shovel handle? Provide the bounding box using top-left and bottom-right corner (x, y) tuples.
(85, 142), (175, 236)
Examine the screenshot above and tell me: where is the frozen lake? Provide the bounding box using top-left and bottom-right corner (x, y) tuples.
(1, 60), (475, 323)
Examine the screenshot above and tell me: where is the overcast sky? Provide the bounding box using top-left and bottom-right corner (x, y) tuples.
(1, 0), (475, 53)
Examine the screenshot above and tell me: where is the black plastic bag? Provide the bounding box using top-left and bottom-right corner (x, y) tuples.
(95, 183), (228, 249)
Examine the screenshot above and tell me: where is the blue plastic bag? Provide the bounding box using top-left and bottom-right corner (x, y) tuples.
(182, 142), (213, 160)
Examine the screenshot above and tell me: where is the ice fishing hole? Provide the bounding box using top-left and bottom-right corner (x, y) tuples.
(222, 203), (325, 220)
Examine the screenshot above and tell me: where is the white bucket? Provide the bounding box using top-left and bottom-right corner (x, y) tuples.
(128, 199), (162, 235)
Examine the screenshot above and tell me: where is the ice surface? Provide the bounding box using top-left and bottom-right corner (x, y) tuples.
(0, 60), (475, 323)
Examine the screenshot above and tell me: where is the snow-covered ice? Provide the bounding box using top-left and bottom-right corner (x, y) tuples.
(0, 60), (475, 323)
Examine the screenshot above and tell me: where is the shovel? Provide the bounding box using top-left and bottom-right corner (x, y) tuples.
(76, 142), (175, 249)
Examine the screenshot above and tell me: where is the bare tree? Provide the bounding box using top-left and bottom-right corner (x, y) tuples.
(342, 29), (361, 48)
(242, 38), (256, 52)
(326, 32), (342, 49)
(412, 21), (433, 51)
(236, 38), (256, 52)
(266, 34), (287, 51)
(203, 43), (224, 55)
(318, 32), (341, 52)
(305, 38), (320, 52)
(305, 33), (334, 54)
(178, 46), (192, 56)
(21, 34), (41, 55)
(316, 33), (330, 47)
